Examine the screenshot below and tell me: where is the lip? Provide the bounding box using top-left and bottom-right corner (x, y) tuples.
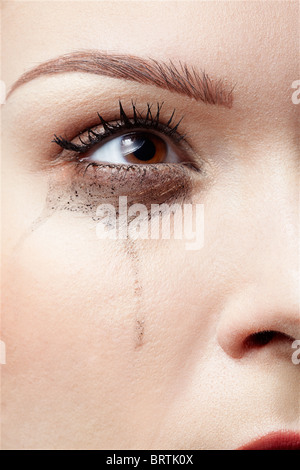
(238, 431), (300, 450)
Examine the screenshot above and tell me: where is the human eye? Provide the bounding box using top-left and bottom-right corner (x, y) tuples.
(48, 101), (203, 214)
(53, 101), (192, 167)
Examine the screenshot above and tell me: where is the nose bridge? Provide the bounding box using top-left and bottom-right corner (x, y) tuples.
(216, 151), (300, 359)
(248, 151), (299, 297)
(241, 151), (299, 274)
(250, 195), (299, 297)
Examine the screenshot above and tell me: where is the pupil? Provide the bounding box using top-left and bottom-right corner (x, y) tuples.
(122, 134), (156, 161)
(133, 138), (156, 161)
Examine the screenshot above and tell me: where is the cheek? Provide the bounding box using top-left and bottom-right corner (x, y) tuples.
(2, 212), (213, 390)
(2, 212), (212, 447)
(3, 222), (138, 369)
(2, 223), (153, 445)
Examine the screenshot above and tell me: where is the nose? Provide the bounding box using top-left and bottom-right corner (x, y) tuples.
(216, 159), (299, 361)
(217, 284), (299, 359)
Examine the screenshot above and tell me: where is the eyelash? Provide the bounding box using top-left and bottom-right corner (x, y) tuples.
(52, 100), (186, 158)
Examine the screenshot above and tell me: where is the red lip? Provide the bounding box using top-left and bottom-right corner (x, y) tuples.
(238, 431), (300, 450)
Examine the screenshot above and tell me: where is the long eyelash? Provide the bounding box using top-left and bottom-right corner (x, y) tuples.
(52, 100), (185, 155)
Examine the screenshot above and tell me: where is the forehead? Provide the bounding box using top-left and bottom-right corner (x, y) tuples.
(2, 1), (299, 114)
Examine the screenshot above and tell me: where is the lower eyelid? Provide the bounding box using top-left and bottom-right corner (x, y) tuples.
(45, 162), (200, 217)
(79, 162), (195, 203)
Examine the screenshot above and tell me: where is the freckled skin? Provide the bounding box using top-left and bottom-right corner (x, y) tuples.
(1, 0), (299, 450)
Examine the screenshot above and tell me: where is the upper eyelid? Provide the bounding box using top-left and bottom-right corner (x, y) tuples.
(52, 101), (188, 154)
(49, 101), (205, 172)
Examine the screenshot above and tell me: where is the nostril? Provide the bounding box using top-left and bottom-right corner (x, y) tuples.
(244, 330), (293, 350)
(245, 331), (277, 348)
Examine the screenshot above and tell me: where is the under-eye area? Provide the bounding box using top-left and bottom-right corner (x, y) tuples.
(45, 162), (197, 219)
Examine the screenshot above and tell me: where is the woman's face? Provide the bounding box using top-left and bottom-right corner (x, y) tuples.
(2, 1), (299, 450)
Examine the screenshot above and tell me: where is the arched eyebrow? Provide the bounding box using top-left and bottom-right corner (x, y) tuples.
(8, 51), (234, 108)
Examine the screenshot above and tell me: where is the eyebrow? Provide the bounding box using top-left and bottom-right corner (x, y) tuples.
(8, 50), (234, 107)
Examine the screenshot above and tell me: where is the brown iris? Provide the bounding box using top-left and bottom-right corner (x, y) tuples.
(120, 132), (167, 164)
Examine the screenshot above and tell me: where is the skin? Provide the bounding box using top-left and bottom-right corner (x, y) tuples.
(1, 0), (299, 450)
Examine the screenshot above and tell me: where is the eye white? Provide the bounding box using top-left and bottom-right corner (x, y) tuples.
(84, 131), (182, 164)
